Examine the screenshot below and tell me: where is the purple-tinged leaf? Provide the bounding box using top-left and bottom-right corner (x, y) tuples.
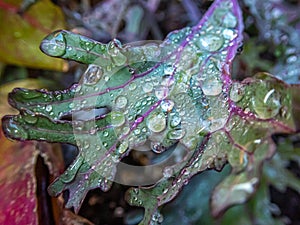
(1, 0), (298, 224)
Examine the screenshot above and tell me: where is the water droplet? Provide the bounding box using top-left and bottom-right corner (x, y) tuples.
(113, 52), (127, 66)
(160, 100), (174, 112)
(230, 83), (245, 102)
(115, 95), (128, 109)
(155, 86), (169, 99)
(133, 128), (141, 135)
(167, 129), (185, 140)
(60, 157), (84, 182)
(199, 34), (224, 52)
(122, 126), (130, 135)
(151, 142), (166, 154)
(129, 83), (137, 91)
(19, 89), (42, 99)
(69, 102), (75, 109)
(45, 105), (52, 112)
(170, 115), (181, 127)
(252, 88), (281, 119)
(222, 12), (237, 28)
(201, 78), (223, 96)
(40, 31), (66, 57)
(107, 39), (127, 66)
(146, 112), (166, 133)
(23, 113), (38, 124)
(142, 82), (154, 93)
(103, 130), (109, 137)
(110, 111), (125, 127)
(163, 167), (174, 178)
(215, 10), (237, 28)
(161, 75), (175, 87)
(223, 28), (237, 40)
(83, 65), (103, 85)
(151, 211), (164, 223)
(118, 141), (128, 154)
(5, 120), (28, 139)
(164, 64), (174, 75)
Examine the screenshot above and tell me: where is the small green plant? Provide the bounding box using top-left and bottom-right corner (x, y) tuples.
(1, 0), (299, 224)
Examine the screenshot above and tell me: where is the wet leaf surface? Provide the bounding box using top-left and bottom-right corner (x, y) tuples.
(1, 0), (299, 224)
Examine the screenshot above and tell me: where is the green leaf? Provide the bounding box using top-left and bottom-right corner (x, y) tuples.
(1, 0), (298, 224)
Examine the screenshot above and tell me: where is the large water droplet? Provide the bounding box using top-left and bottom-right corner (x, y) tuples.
(115, 96), (128, 109)
(110, 111), (125, 127)
(83, 65), (103, 85)
(230, 82), (245, 102)
(252, 88), (281, 119)
(40, 31), (66, 57)
(146, 112), (166, 133)
(199, 34), (224, 52)
(201, 78), (223, 96)
(107, 39), (127, 66)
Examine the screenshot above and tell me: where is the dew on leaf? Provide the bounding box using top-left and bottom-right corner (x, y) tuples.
(129, 83), (137, 91)
(23, 113), (38, 124)
(5, 120), (28, 139)
(170, 114), (181, 128)
(201, 78), (223, 96)
(223, 28), (237, 40)
(115, 95), (128, 109)
(199, 34), (224, 52)
(214, 7), (237, 28)
(110, 111), (125, 127)
(151, 211), (164, 223)
(161, 75), (175, 87)
(160, 99), (175, 112)
(164, 64), (175, 75)
(83, 65), (103, 85)
(133, 128), (141, 135)
(45, 105), (53, 112)
(146, 112), (167, 133)
(103, 130), (109, 137)
(40, 30), (66, 57)
(60, 157), (84, 183)
(252, 88), (281, 119)
(142, 82), (154, 93)
(151, 142), (166, 154)
(167, 129), (185, 140)
(155, 86), (169, 99)
(118, 141), (129, 154)
(19, 89), (42, 99)
(230, 82), (245, 102)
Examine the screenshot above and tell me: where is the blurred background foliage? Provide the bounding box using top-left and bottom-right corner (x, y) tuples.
(0, 0), (300, 224)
